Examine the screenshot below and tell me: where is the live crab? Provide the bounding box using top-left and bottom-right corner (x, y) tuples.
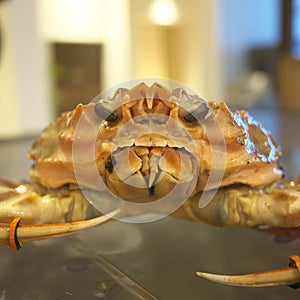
(1, 82), (300, 289)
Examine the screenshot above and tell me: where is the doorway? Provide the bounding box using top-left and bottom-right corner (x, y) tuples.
(51, 43), (102, 116)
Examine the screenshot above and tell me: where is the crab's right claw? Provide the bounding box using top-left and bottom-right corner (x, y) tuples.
(196, 255), (300, 289)
(0, 209), (119, 250)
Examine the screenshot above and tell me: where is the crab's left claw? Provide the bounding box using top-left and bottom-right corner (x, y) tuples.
(196, 255), (300, 289)
(0, 209), (119, 250)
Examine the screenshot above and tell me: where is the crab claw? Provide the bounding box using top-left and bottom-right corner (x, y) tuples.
(196, 256), (300, 289)
(0, 209), (119, 250)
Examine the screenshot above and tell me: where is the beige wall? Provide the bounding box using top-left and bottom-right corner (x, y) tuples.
(278, 55), (300, 110)
(0, 0), (132, 138)
(0, 0), (280, 139)
(0, 0), (225, 139)
(0, 3), (21, 138)
(0, 0), (52, 138)
(129, 0), (224, 100)
(38, 0), (132, 90)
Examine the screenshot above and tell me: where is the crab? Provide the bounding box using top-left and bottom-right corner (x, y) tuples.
(1, 82), (300, 289)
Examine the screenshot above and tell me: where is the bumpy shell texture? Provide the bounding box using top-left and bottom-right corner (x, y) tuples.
(29, 83), (283, 201)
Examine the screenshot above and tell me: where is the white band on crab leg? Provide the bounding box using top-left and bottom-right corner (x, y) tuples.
(0, 209), (119, 250)
(196, 255), (300, 288)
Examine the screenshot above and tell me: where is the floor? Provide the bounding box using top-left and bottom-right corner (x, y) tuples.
(0, 108), (299, 300)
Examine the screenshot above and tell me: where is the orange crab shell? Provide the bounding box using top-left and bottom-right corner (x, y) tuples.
(29, 83), (283, 201)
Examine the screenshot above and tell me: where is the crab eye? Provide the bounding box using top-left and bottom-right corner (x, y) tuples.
(94, 102), (118, 122)
(183, 103), (210, 123)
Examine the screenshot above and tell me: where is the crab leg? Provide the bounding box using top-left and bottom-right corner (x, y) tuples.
(181, 178), (300, 229)
(0, 210), (119, 250)
(0, 178), (119, 249)
(196, 267), (300, 288)
(171, 177), (300, 288)
(196, 255), (300, 289)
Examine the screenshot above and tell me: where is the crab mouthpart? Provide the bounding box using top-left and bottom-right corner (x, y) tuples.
(105, 144), (196, 201)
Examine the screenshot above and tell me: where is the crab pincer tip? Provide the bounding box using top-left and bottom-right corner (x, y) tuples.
(196, 265), (300, 288)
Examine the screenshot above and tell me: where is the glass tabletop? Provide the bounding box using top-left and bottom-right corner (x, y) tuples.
(0, 216), (299, 299)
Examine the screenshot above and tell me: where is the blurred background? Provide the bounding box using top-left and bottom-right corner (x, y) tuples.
(0, 0), (299, 138)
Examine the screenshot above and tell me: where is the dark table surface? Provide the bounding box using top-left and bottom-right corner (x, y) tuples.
(0, 108), (299, 300)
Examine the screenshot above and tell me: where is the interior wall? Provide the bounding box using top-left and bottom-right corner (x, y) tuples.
(0, 0), (51, 138)
(129, 0), (224, 100)
(169, 0), (224, 100)
(101, 0), (132, 89)
(0, 0), (281, 138)
(129, 0), (281, 104)
(0, 2), (20, 138)
(38, 0), (132, 90)
(0, 0), (132, 138)
(219, 0), (281, 102)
